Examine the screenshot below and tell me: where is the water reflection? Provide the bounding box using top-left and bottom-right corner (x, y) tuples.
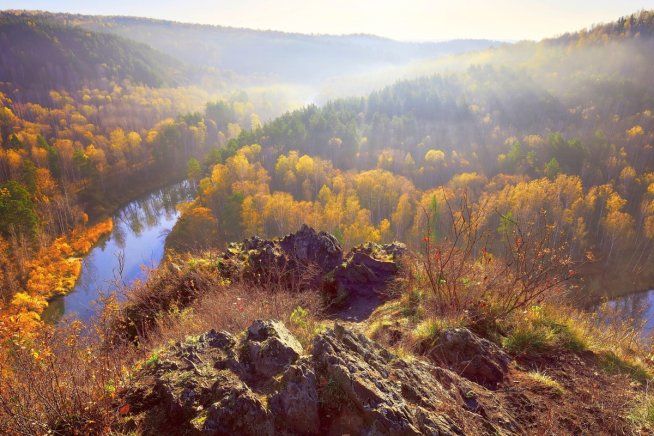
(43, 181), (194, 323)
(602, 290), (654, 337)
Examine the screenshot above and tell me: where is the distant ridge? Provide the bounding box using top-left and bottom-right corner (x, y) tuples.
(0, 12), (189, 99)
(13, 11), (500, 83)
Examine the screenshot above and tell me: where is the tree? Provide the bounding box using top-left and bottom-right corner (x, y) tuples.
(187, 158), (202, 182)
(544, 158), (561, 179)
(0, 181), (39, 237)
(166, 206), (218, 252)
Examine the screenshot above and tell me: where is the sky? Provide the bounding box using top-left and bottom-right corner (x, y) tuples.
(3, 0), (654, 41)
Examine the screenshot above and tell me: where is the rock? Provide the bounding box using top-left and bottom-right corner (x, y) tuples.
(121, 329), (245, 430)
(279, 224), (343, 274)
(221, 225), (343, 288)
(121, 320), (520, 434)
(429, 328), (511, 388)
(312, 324), (463, 435)
(202, 373), (275, 435)
(269, 359), (320, 434)
(244, 320), (304, 378)
(328, 241), (406, 306)
(119, 321), (311, 434)
(219, 227), (406, 319)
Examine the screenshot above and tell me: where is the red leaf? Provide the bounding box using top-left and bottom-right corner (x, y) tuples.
(119, 404), (130, 415)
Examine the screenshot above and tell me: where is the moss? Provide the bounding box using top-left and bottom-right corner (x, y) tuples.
(190, 411), (208, 430)
(145, 352), (160, 368)
(318, 376), (350, 414)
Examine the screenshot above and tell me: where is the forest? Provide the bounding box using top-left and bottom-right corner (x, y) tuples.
(169, 11), (654, 298)
(2, 6), (654, 435)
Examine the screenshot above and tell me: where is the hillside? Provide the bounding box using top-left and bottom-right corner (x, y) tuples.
(0, 12), (188, 100)
(34, 11), (500, 84)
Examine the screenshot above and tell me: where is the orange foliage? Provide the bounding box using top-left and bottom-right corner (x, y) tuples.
(0, 219), (113, 347)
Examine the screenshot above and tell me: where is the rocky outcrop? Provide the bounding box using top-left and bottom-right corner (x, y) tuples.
(279, 225), (343, 274)
(428, 328), (511, 388)
(313, 324), (463, 435)
(120, 321), (517, 435)
(244, 320), (304, 378)
(221, 225), (343, 288)
(220, 226), (406, 317)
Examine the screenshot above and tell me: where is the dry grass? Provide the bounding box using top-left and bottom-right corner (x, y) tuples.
(629, 393), (654, 429)
(525, 370), (565, 395)
(139, 281), (323, 351)
(0, 320), (135, 434)
(369, 261), (653, 385)
(501, 304), (652, 381)
(109, 251), (227, 344)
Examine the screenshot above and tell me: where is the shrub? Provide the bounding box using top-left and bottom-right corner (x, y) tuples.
(0, 321), (134, 434)
(412, 190), (574, 322)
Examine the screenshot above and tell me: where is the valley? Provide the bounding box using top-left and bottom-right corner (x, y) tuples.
(2, 5), (654, 435)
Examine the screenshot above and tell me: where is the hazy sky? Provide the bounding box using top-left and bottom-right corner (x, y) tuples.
(4, 0), (654, 41)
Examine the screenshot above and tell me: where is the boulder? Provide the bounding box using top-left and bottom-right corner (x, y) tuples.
(327, 241), (406, 306)
(244, 320), (304, 378)
(429, 328), (511, 388)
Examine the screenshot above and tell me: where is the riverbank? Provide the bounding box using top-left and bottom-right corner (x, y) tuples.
(0, 219), (114, 343)
(79, 166), (188, 221)
(567, 261), (654, 308)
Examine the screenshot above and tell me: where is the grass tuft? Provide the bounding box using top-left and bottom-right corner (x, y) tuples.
(501, 306), (588, 356)
(526, 371), (565, 395)
(629, 394), (654, 428)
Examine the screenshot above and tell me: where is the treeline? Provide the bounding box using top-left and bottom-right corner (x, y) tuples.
(44, 12), (498, 84)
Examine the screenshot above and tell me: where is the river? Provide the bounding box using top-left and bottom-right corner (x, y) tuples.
(599, 289), (654, 337)
(43, 181), (195, 323)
